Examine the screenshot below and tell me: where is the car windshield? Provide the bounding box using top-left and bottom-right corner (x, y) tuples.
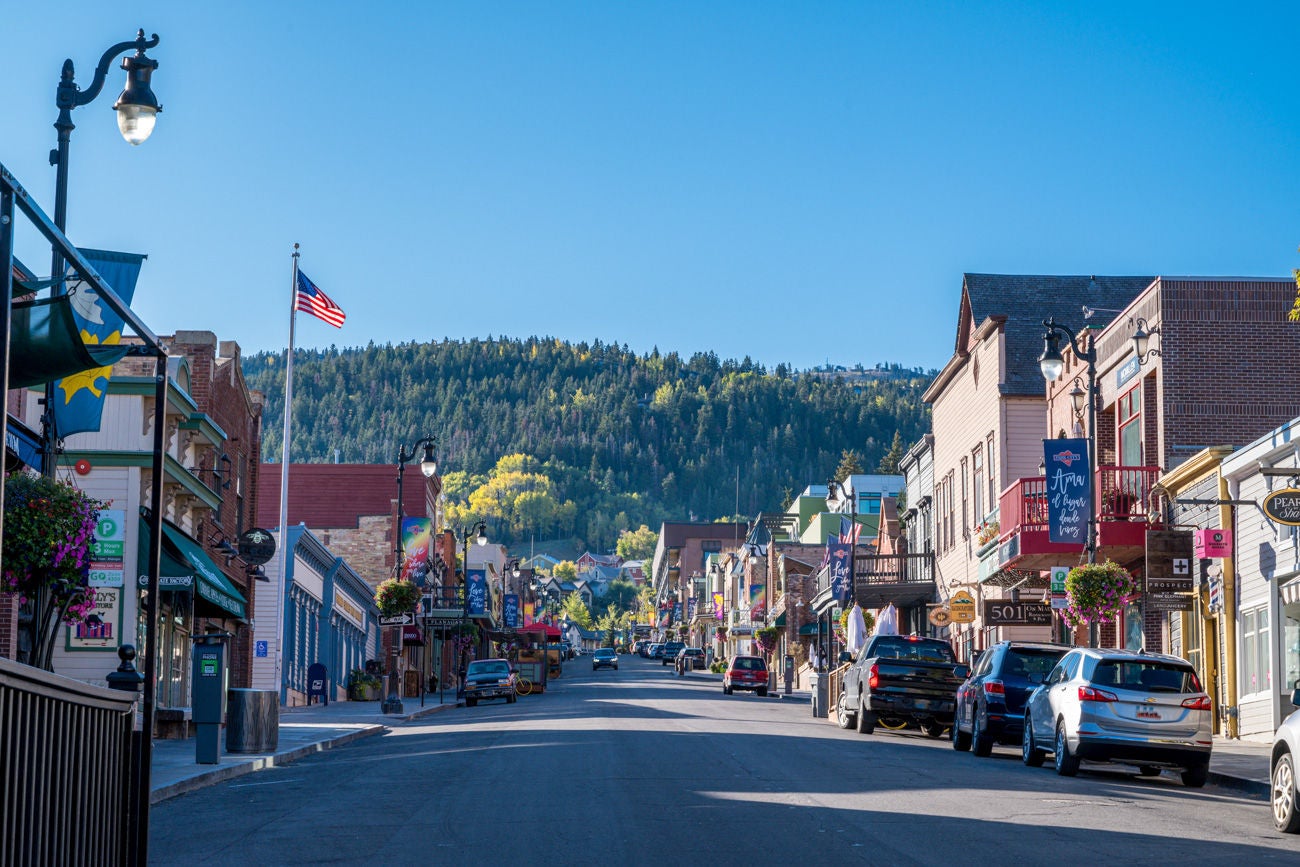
(468, 661), (509, 676)
(596, 649), (615, 657)
(870, 637), (955, 664)
(1088, 659), (1201, 693)
(1004, 648), (1066, 682)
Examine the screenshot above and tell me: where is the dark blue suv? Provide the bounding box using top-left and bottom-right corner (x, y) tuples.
(952, 641), (1070, 757)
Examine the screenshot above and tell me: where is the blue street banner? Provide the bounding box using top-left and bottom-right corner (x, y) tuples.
(53, 249), (146, 437)
(828, 542), (853, 602)
(1045, 438), (1091, 545)
(687, 597), (697, 620)
(503, 594), (519, 628)
(466, 569), (487, 616)
(672, 601), (683, 625)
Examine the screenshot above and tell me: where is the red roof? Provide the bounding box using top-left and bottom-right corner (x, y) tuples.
(257, 464), (440, 530)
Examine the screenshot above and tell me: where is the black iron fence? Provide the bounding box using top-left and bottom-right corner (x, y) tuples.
(1, 656), (138, 867)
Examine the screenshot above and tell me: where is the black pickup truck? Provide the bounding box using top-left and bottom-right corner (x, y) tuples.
(835, 634), (969, 737)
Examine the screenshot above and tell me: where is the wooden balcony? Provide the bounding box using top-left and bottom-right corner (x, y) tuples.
(994, 465), (1161, 572)
(850, 552), (937, 608)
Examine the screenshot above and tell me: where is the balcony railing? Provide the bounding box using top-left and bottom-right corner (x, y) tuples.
(998, 465), (1163, 539)
(851, 552), (936, 607)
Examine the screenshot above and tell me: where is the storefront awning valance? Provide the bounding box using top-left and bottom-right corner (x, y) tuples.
(137, 515), (247, 620)
(799, 623), (823, 636)
(9, 295), (130, 389)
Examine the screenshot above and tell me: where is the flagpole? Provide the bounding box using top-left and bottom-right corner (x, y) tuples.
(273, 244), (299, 700)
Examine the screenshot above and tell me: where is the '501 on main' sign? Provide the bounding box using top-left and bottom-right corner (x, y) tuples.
(982, 600), (1053, 626)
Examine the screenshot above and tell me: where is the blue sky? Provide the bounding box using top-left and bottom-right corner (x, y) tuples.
(5, 3), (1299, 373)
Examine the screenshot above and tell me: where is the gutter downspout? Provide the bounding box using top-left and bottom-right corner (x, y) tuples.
(1219, 474), (1239, 739)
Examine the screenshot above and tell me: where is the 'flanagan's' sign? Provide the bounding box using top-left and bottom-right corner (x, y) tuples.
(1263, 488), (1300, 526)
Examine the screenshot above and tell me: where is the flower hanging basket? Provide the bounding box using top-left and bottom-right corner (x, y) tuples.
(374, 578), (420, 618)
(1063, 560), (1139, 628)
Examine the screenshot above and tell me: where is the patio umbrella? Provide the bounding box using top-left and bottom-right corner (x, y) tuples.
(876, 603), (899, 636)
(846, 603), (867, 653)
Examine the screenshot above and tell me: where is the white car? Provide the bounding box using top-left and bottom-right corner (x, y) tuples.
(1271, 683), (1300, 832)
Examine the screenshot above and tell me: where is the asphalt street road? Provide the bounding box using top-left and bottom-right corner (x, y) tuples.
(150, 655), (1300, 866)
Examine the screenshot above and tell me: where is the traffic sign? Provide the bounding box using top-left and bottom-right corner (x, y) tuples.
(378, 613), (413, 626)
(1049, 566), (1069, 594)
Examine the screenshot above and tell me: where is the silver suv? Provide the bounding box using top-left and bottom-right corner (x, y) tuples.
(1271, 683), (1300, 832)
(1022, 647), (1213, 786)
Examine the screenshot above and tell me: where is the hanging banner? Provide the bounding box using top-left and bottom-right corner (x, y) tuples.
(53, 249), (146, 437)
(687, 597), (698, 620)
(400, 517), (432, 584)
(672, 601), (683, 624)
(466, 569), (487, 616)
(713, 592), (725, 620)
(828, 542), (852, 602)
(503, 594), (519, 628)
(1045, 438), (1090, 545)
(748, 582), (766, 617)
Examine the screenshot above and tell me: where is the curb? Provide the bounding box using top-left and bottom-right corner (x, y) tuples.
(150, 723), (387, 804)
(1207, 770), (1269, 799)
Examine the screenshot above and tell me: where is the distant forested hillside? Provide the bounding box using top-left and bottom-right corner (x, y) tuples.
(243, 338), (933, 552)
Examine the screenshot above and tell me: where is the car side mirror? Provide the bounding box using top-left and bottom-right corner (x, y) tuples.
(1292, 683), (1300, 708)
(839, 651), (853, 664)
(954, 665), (970, 680)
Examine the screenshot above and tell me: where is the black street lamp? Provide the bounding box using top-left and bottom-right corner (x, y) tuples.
(44, 30), (162, 475)
(450, 521), (487, 702)
(385, 436), (438, 714)
(1040, 317), (1099, 646)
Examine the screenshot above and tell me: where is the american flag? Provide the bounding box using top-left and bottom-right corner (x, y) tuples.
(840, 515), (862, 545)
(295, 270), (346, 328)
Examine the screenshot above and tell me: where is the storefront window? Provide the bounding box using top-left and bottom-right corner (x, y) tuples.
(1285, 603), (1300, 695)
(1123, 602), (1142, 651)
(1242, 607), (1271, 697)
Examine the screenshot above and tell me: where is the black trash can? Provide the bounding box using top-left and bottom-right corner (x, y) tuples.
(226, 688), (279, 753)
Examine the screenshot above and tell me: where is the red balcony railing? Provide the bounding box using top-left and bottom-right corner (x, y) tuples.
(998, 465), (1162, 541)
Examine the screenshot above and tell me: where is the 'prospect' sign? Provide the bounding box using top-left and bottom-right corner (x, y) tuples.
(1045, 438), (1090, 545)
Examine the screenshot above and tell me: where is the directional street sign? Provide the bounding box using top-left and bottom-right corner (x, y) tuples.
(378, 613), (413, 626)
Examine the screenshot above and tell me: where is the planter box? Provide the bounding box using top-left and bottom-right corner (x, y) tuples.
(349, 685), (380, 701)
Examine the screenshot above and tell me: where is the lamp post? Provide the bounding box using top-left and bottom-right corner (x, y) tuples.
(44, 30), (162, 476)
(390, 436), (437, 714)
(453, 521), (487, 702)
(1039, 317), (1099, 646)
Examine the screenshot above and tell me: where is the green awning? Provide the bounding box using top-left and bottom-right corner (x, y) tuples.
(799, 623), (823, 636)
(136, 516), (247, 620)
(9, 295), (130, 388)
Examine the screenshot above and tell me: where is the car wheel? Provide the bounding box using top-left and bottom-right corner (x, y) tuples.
(724, 684), (733, 695)
(1021, 719), (1045, 767)
(1054, 721), (1080, 777)
(1138, 765), (1161, 777)
(971, 707), (993, 757)
(613, 664), (618, 670)
(922, 721), (946, 739)
(1181, 760), (1209, 789)
(856, 698), (877, 735)
(951, 714), (971, 751)
(758, 687), (768, 697)
(837, 692), (857, 729)
(507, 692), (517, 704)
(1273, 751), (1300, 832)
(466, 698), (477, 708)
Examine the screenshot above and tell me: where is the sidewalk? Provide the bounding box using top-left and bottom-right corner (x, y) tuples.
(1206, 736), (1272, 796)
(149, 696), (456, 803)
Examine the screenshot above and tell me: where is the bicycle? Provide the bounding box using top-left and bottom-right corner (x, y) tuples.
(514, 677), (533, 696)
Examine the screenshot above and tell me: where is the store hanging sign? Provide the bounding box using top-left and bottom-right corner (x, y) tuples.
(1263, 489), (1300, 526)
(1193, 528), (1232, 558)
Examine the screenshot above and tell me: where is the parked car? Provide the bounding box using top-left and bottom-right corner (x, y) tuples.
(1022, 647), (1212, 786)
(463, 659), (517, 708)
(675, 647), (705, 674)
(837, 634), (969, 737)
(661, 641), (685, 665)
(953, 641), (1070, 756)
(1271, 681), (1300, 832)
(647, 643), (664, 659)
(593, 647), (619, 671)
(723, 655), (770, 696)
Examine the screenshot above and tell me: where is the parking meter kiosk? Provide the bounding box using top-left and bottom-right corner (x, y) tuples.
(192, 633), (231, 764)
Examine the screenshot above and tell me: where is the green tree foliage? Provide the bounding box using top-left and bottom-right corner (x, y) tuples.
(833, 449), (864, 482)
(561, 593), (593, 629)
(244, 339), (933, 550)
(615, 525), (658, 561)
(601, 579), (639, 614)
(553, 560), (578, 582)
(878, 431), (905, 474)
